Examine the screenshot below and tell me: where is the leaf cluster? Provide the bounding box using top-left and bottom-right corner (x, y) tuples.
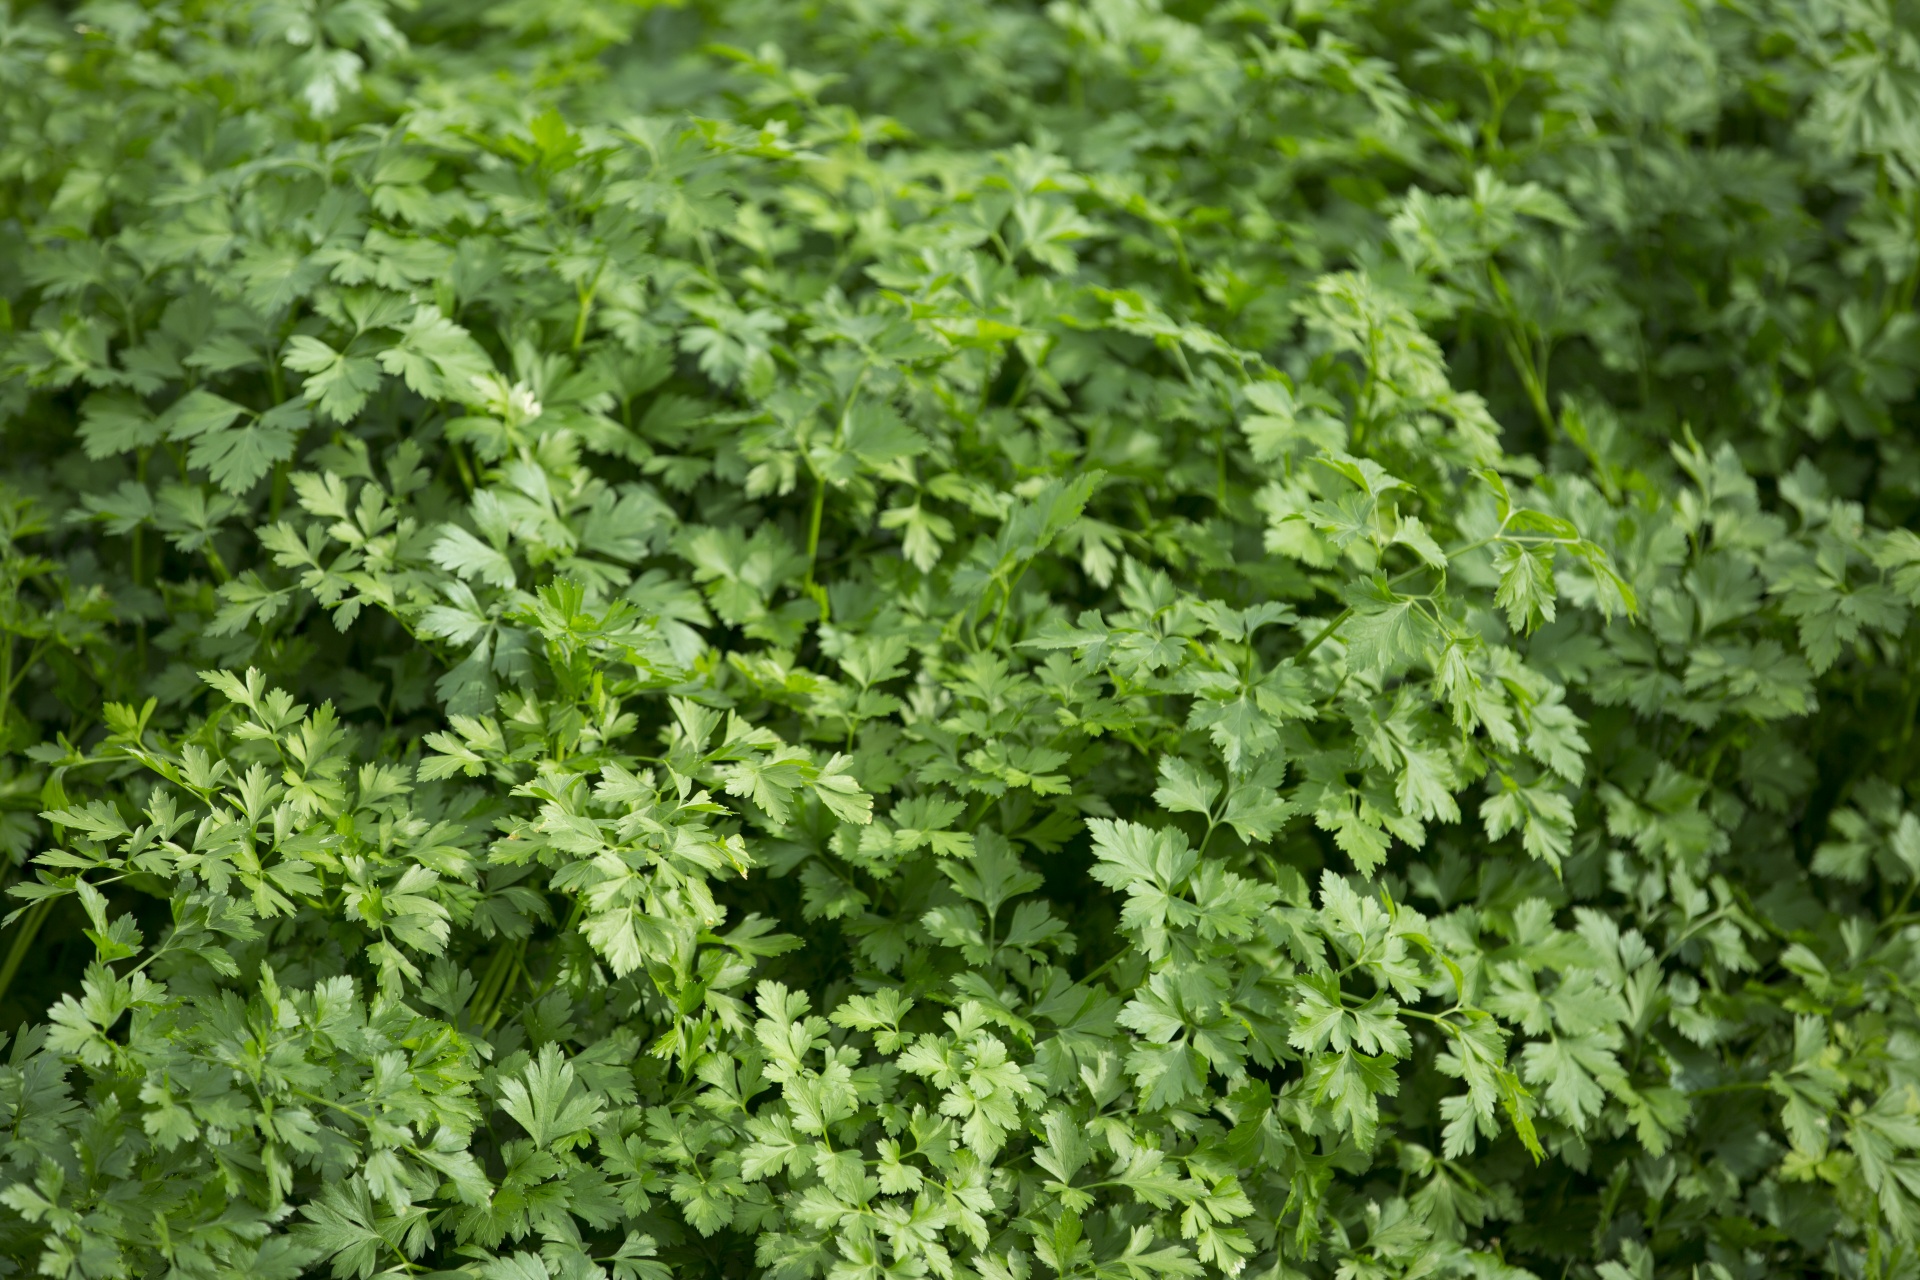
(4, 1), (1920, 1278)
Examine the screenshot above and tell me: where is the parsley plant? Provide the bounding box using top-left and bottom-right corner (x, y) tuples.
(4, 2), (1920, 1278)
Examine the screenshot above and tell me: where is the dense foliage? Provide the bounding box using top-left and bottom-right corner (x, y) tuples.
(5, 0), (1920, 1277)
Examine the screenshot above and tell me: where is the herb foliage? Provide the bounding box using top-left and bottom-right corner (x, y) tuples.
(4, 1), (1920, 1278)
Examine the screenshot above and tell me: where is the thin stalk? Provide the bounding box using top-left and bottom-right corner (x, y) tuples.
(0, 638), (47, 741)
(1500, 319), (1555, 438)
(802, 366), (871, 624)
(804, 478), (827, 578)
(1487, 262), (1556, 439)
(1354, 324), (1381, 448)
(572, 293), (592, 352)
(986, 563), (1033, 649)
(1167, 223), (1195, 293)
(1216, 421), (1228, 509)
(469, 936), (519, 1025)
(524, 902), (587, 1009)
(802, 476), (830, 624)
(0, 898), (55, 1007)
(1286, 536), (1498, 667)
(202, 541), (232, 584)
(449, 438), (477, 496)
(1885, 877), (1920, 932)
(1079, 948), (1126, 989)
(1293, 608), (1353, 664)
(571, 263), (604, 353)
(483, 942), (528, 1032)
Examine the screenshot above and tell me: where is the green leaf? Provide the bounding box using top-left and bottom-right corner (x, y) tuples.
(1152, 757), (1219, 818)
(1341, 579), (1439, 672)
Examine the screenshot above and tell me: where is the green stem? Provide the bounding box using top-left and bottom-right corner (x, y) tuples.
(202, 542), (232, 584)
(1486, 261), (1555, 437)
(1216, 420), (1228, 510)
(801, 368), (869, 626)
(1293, 608), (1353, 664)
(449, 439), (477, 496)
(570, 264), (604, 353)
(0, 639), (47, 741)
(802, 475), (830, 624)
(1658, 907), (1728, 965)
(1079, 949), (1125, 989)
(1167, 224), (1194, 293)
(1354, 325), (1381, 447)
(987, 564), (1032, 649)
(484, 942), (527, 1032)
(1397, 1005), (1464, 1025)
(1480, 69), (1512, 158)
(469, 937), (518, 1025)
(804, 476), (826, 578)
(1288, 533), (1500, 667)
(0, 898), (55, 1008)
(962, 792), (996, 832)
(1884, 879), (1920, 932)
(1502, 321), (1555, 437)
(525, 902), (587, 1008)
